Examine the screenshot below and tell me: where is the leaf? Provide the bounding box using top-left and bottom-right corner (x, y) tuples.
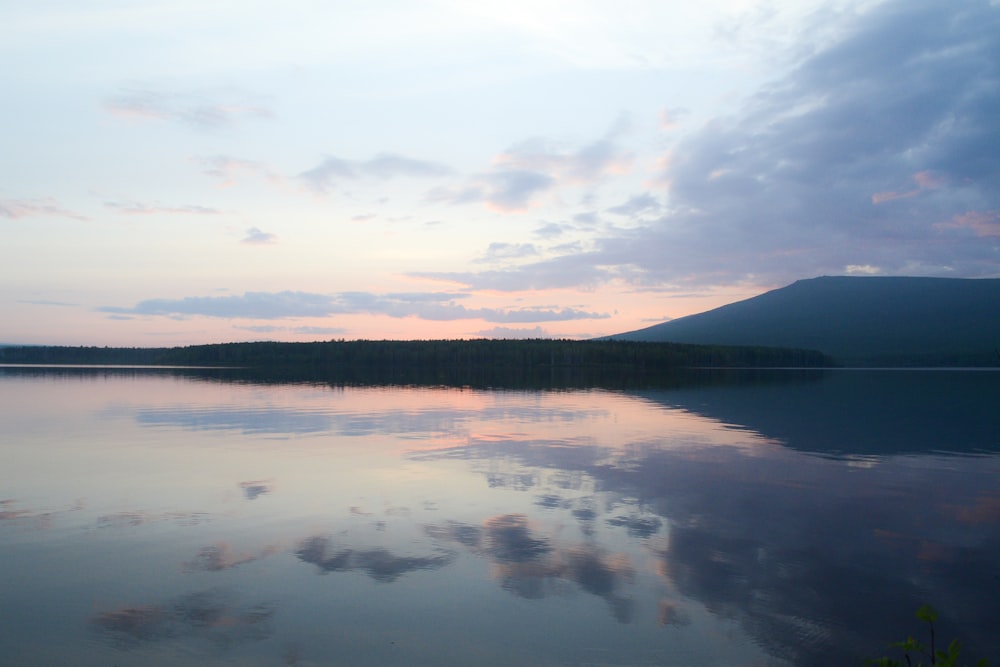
(915, 604), (938, 623)
(892, 637), (923, 653)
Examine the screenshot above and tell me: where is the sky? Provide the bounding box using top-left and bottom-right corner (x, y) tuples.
(2, 0), (998, 346)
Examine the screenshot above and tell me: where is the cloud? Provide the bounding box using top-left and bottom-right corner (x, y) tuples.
(618, 0), (1000, 285)
(871, 170), (948, 204)
(299, 152), (452, 193)
(429, 133), (632, 213)
(17, 299), (76, 307)
(241, 227), (277, 245)
(290, 325), (348, 335)
(104, 200), (222, 215)
(535, 222), (569, 239)
(427, 169), (556, 212)
(658, 107), (687, 130)
(104, 85), (273, 129)
(412, 252), (614, 292)
(425, 0), (1000, 292)
(496, 137), (632, 184)
(233, 324), (348, 336)
(102, 291), (337, 319)
(937, 210), (1000, 237)
(0, 197), (87, 221)
(194, 155), (281, 187)
(474, 242), (539, 263)
(845, 264), (882, 275)
(101, 290), (609, 322)
(606, 193), (661, 217)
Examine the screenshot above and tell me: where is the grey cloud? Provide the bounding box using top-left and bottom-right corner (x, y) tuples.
(300, 152), (452, 193)
(429, 170), (556, 212)
(105, 86), (273, 129)
(486, 170), (556, 211)
(535, 222), (569, 239)
(100, 290), (608, 322)
(233, 324), (281, 333)
(101, 291), (337, 319)
(412, 252), (614, 292)
(364, 153), (453, 179)
(632, 0), (1000, 285)
(606, 193), (661, 217)
(233, 324), (347, 336)
(290, 325), (347, 335)
(241, 227), (277, 245)
(383, 291), (469, 302)
(425, 0), (1000, 294)
(475, 242), (539, 263)
(573, 212), (600, 227)
(497, 137), (632, 185)
(430, 134), (631, 213)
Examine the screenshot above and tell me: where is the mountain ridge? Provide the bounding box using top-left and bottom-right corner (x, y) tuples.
(607, 276), (1000, 366)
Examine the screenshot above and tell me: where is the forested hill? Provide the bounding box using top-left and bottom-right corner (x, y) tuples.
(0, 338), (831, 376)
(608, 276), (1000, 367)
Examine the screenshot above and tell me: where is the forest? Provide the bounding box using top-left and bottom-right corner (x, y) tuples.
(0, 339), (832, 388)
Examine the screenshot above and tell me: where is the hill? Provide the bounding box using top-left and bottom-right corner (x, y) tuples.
(608, 276), (1000, 366)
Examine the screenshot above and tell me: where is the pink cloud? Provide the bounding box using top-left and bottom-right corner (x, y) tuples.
(872, 170), (948, 205)
(871, 189), (919, 204)
(937, 210), (1000, 237)
(195, 155), (281, 188)
(0, 197), (87, 221)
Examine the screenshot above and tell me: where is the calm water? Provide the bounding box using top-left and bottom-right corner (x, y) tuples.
(1, 367), (998, 666)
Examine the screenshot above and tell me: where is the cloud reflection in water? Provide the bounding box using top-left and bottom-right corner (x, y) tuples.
(92, 590), (274, 649)
(295, 536), (454, 583)
(426, 514), (636, 622)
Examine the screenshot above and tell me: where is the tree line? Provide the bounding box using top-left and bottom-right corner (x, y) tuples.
(0, 338), (833, 371)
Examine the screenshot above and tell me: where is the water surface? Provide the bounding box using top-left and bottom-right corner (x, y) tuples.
(1, 367), (998, 666)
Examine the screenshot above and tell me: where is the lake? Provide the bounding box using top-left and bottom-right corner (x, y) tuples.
(1, 366), (998, 666)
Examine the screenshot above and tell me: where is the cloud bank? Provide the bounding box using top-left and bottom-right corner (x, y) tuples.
(428, 0), (1000, 292)
(101, 291), (609, 323)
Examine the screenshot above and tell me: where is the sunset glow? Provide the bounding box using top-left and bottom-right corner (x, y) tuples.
(3, 0), (997, 346)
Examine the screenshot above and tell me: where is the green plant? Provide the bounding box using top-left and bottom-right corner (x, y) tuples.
(868, 605), (989, 667)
